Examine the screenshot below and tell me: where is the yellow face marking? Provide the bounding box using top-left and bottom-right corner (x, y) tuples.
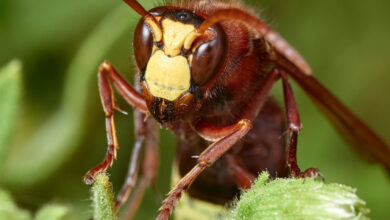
(145, 17), (162, 42)
(188, 54), (193, 65)
(152, 45), (158, 54)
(145, 50), (191, 101)
(184, 31), (201, 50)
(162, 19), (196, 56)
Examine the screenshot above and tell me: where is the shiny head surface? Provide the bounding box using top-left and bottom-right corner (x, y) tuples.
(131, 5), (227, 122)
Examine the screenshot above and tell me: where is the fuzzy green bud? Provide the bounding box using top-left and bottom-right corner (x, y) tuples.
(228, 172), (369, 220)
(91, 172), (116, 220)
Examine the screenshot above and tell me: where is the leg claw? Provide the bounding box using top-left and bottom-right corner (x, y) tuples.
(293, 167), (324, 180)
(84, 171), (97, 185)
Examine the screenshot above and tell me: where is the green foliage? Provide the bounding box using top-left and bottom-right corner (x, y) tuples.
(0, 189), (69, 220)
(3, 4), (140, 187)
(34, 204), (69, 220)
(0, 60), (21, 171)
(91, 172), (116, 220)
(228, 172), (370, 220)
(0, 189), (31, 220)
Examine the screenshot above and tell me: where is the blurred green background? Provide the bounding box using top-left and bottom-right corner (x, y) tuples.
(0, 0), (389, 219)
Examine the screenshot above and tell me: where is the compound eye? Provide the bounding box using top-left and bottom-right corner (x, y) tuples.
(191, 26), (226, 86)
(134, 20), (153, 70)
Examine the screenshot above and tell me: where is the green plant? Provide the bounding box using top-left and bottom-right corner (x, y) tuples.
(91, 172), (116, 220)
(228, 172), (369, 220)
(0, 60), (21, 171)
(0, 189), (69, 220)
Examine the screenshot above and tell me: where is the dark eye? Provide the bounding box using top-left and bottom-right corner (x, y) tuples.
(177, 11), (188, 21)
(133, 20), (153, 70)
(191, 26), (226, 86)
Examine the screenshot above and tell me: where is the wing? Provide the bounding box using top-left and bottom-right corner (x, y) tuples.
(276, 50), (390, 173)
(247, 9), (390, 173)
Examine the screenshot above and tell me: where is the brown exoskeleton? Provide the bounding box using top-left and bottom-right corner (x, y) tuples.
(84, 0), (390, 219)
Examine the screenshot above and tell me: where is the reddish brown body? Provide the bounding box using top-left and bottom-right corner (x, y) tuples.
(83, 1), (390, 219)
(164, 1), (290, 203)
(177, 98), (288, 204)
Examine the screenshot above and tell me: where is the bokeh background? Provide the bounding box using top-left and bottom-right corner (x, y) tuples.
(0, 0), (389, 219)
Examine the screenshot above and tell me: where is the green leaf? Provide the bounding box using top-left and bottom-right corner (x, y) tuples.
(91, 172), (116, 220)
(228, 172), (370, 220)
(34, 204), (69, 220)
(0, 189), (69, 220)
(0, 189), (31, 220)
(0, 60), (21, 171)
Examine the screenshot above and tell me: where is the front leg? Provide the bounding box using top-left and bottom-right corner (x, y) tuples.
(84, 61), (148, 185)
(157, 119), (252, 220)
